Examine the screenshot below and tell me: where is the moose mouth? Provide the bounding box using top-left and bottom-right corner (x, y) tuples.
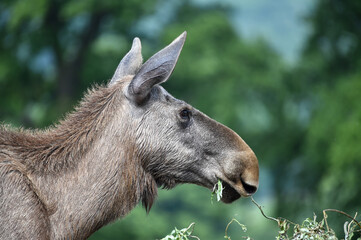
(216, 177), (258, 203)
(218, 180), (241, 203)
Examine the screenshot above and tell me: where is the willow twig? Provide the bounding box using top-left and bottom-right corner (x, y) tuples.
(224, 218), (250, 240)
(251, 197), (278, 223)
(323, 209), (361, 230)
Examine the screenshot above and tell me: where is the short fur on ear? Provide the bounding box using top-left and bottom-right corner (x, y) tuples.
(109, 37), (143, 86)
(127, 31), (187, 104)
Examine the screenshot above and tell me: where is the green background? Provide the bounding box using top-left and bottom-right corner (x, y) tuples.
(1, 0), (360, 239)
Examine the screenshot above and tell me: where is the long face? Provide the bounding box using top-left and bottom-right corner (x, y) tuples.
(110, 32), (259, 203)
(129, 86), (259, 203)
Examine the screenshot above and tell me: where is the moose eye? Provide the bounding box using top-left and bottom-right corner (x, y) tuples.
(179, 108), (191, 121)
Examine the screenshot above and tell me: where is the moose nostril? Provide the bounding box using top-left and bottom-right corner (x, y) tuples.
(240, 179), (258, 195)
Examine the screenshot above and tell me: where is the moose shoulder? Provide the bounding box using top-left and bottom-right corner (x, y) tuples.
(0, 32), (259, 239)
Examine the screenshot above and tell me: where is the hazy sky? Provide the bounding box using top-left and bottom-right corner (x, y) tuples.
(194, 0), (314, 63)
(137, 0), (314, 64)
(230, 0), (314, 63)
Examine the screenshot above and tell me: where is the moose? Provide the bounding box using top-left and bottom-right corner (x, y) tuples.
(0, 32), (259, 239)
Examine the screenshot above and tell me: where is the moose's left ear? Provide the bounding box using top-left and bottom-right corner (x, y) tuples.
(127, 31), (187, 104)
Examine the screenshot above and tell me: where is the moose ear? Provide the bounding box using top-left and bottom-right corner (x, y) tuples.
(127, 31), (187, 104)
(108, 37), (143, 86)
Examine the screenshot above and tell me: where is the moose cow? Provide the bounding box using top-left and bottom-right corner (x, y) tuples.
(0, 32), (259, 239)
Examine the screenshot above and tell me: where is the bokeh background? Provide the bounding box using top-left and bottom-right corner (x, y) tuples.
(1, 0), (360, 239)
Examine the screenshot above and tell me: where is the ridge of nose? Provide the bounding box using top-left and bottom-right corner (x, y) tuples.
(239, 148), (259, 195)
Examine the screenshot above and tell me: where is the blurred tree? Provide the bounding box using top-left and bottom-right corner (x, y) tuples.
(304, 0), (361, 79)
(0, 0), (155, 127)
(271, 0), (361, 233)
(301, 0), (361, 211)
(308, 71), (361, 210)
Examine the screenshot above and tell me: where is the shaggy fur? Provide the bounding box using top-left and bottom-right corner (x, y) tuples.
(0, 79), (157, 239)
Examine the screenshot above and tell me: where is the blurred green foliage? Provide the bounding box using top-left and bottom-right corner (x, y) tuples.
(0, 0), (360, 239)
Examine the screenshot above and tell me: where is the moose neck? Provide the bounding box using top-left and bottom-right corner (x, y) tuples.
(22, 82), (157, 239)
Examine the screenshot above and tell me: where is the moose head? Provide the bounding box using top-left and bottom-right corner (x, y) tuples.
(109, 31), (259, 203)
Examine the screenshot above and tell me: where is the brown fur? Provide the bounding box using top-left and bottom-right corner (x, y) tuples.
(0, 79), (157, 239)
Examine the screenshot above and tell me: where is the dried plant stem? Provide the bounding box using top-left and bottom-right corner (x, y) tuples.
(224, 218), (248, 240)
(323, 209), (361, 231)
(251, 197), (279, 223)
(251, 196), (298, 226)
(185, 222), (200, 240)
(347, 212), (358, 232)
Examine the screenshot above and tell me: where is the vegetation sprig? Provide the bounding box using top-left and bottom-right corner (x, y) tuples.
(160, 222), (200, 240)
(161, 191), (361, 240)
(251, 197), (361, 240)
(211, 179), (224, 204)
